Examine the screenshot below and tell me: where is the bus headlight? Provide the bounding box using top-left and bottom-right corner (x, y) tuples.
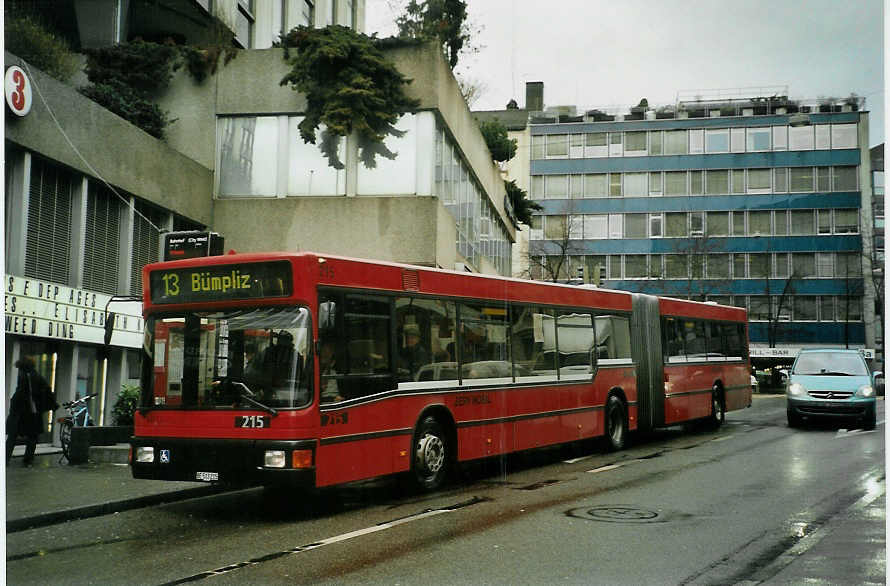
(264, 450), (286, 468)
(787, 382), (807, 397)
(856, 384), (875, 398)
(136, 446), (155, 463)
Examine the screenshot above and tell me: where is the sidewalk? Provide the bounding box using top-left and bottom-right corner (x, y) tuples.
(5, 444), (221, 532)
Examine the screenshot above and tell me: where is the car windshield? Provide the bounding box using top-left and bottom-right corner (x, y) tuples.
(143, 307), (312, 409)
(792, 352), (869, 376)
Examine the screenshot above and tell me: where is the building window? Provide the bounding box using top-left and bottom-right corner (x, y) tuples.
(788, 125), (814, 150)
(732, 211), (745, 236)
(833, 166), (858, 191)
(733, 254), (747, 278)
(791, 210), (815, 235)
(749, 254), (769, 278)
(665, 212), (687, 237)
(130, 200), (164, 296)
(747, 169), (771, 192)
(609, 132), (623, 157)
(609, 174), (622, 197)
(747, 127), (771, 151)
(585, 133), (607, 157)
(690, 170), (703, 195)
(706, 212), (729, 236)
(25, 158), (73, 283)
(815, 125), (831, 149)
(583, 215), (608, 239)
(665, 255), (688, 279)
(749, 210), (771, 236)
(625, 214), (647, 238)
(705, 170), (729, 195)
(834, 209), (859, 233)
(689, 129), (704, 154)
(544, 215), (566, 240)
(649, 213), (663, 238)
(531, 135), (545, 159)
(819, 296), (835, 321)
(599, 214), (619, 239)
(625, 131), (647, 154)
(817, 166), (831, 191)
(625, 255), (648, 278)
(664, 130), (687, 155)
(789, 167), (814, 192)
(649, 172), (663, 196)
(774, 253), (790, 278)
(584, 174), (607, 198)
(792, 253), (816, 278)
(649, 131), (663, 155)
(730, 128), (745, 152)
(664, 171), (687, 196)
(794, 297), (818, 321)
(768, 211), (785, 236)
(84, 182), (123, 294)
(624, 173), (647, 197)
(546, 134), (568, 158)
(705, 129), (729, 153)
(235, 1), (255, 48)
(300, 0), (315, 26)
(836, 252), (862, 277)
(839, 296), (863, 321)
(731, 169), (746, 194)
(546, 175), (568, 198)
(707, 254), (730, 279)
(774, 168), (788, 192)
(749, 296), (770, 320)
(817, 209), (832, 234)
(773, 125), (788, 150)
(816, 252), (834, 277)
(831, 124), (858, 149)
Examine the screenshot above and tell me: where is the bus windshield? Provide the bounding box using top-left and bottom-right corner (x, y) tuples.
(143, 307), (312, 410)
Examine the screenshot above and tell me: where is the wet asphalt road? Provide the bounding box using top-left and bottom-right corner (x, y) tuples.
(6, 394), (885, 585)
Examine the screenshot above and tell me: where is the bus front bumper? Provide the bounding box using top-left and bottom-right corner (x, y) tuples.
(130, 437), (317, 487)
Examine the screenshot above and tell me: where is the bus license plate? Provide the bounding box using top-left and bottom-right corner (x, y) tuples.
(236, 415), (270, 428)
(196, 471), (218, 482)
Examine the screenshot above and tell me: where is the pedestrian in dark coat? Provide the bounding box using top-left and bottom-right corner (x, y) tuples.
(6, 355), (58, 466)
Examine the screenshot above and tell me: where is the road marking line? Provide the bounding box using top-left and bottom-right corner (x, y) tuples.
(711, 435), (733, 442)
(563, 455), (593, 464)
(162, 498), (485, 584)
(587, 463), (625, 474)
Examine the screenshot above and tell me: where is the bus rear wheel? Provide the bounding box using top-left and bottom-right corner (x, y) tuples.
(412, 416), (450, 491)
(708, 386), (725, 429)
(604, 396), (627, 451)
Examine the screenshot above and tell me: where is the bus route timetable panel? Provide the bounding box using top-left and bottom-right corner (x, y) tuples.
(148, 261), (292, 305)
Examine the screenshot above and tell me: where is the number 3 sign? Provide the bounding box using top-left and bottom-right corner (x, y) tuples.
(5, 66), (32, 117)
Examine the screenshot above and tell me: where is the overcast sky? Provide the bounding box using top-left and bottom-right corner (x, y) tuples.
(365, 0), (885, 147)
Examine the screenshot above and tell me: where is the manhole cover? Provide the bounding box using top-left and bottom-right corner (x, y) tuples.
(567, 505), (660, 523)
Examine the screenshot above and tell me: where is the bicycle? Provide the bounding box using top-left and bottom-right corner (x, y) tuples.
(58, 393), (97, 462)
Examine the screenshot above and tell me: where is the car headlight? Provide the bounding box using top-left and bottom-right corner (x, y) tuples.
(856, 384), (875, 398)
(787, 382), (806, 396)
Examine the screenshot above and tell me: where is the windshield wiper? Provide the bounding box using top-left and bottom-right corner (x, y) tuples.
(231, 381), (279, 416)
(818, 370), (854, 376)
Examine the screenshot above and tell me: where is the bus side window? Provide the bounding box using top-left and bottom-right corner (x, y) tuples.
(707, 322), (726, 360)
(663, 318), (686, 363)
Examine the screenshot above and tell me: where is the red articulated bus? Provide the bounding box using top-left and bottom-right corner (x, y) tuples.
(130, 252), (751, 491)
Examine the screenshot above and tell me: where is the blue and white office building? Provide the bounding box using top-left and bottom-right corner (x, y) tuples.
(518, 89), (876, 364)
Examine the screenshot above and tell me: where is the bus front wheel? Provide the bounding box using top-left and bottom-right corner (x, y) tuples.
(412, 416), (450, 491)
(604, 396), (627, 451)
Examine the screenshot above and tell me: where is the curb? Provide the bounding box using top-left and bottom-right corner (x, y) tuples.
(6, 484), (228, 533)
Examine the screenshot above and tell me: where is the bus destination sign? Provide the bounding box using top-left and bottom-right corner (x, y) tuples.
(149, 261), (292, 305)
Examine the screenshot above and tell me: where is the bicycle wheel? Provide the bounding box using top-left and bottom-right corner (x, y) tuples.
(59, 420), (73, 460)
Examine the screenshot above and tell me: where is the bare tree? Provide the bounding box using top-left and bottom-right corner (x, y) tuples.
(526, 202), (584, 283)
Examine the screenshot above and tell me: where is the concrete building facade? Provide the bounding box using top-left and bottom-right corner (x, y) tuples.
(4, 0), (513, 442)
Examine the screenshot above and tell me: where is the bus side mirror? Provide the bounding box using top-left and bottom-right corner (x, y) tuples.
(104, 312), (116, 346)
